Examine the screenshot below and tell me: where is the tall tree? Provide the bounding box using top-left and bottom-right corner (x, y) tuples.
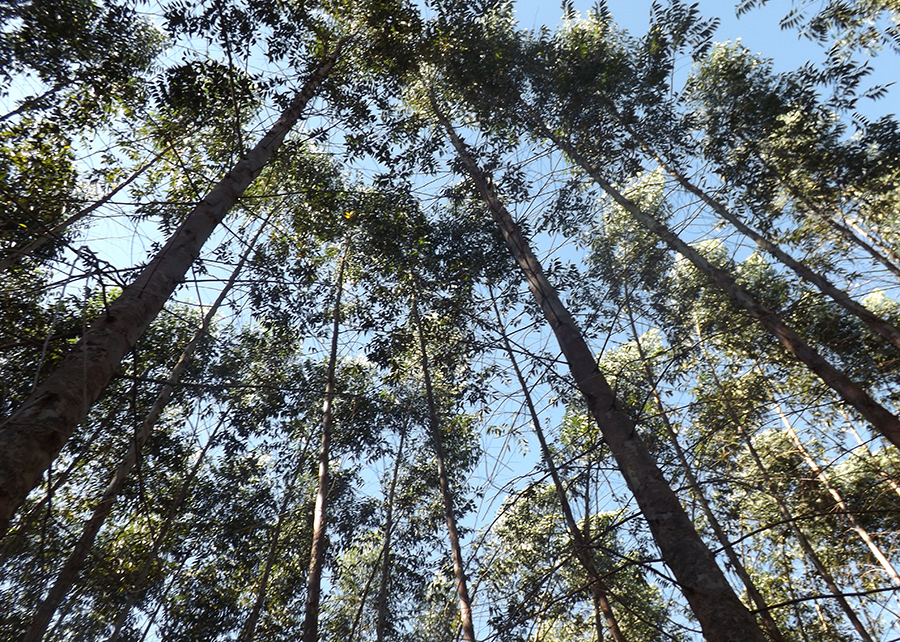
(0, 39), (346, 532)
(432, 96), (768, 642)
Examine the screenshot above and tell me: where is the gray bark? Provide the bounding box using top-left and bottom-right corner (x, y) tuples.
(0, 41), (345, 534)
(433, 99), (768, 642)
(538, 123), (900, 450)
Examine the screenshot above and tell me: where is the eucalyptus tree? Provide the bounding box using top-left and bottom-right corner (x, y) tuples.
(0, 297), (217, 641)
(425, 90), (768, 638)
(0, 0), (428, 531)
(656, 243), (900, 638)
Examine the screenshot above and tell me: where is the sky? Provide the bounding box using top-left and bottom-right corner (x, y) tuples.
(510, 0), (900, 117)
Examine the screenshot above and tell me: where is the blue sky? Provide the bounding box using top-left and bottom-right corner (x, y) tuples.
(511, 0), (899, 117)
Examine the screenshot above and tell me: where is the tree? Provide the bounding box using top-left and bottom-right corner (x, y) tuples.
(2, 0), (900, 639)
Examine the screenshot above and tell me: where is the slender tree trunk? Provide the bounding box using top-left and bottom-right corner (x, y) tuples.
(489, 288), (627, 642)
(622, 298), (787, 642)
(238, 457), (305, 642)
(0, 84), (67, 123)
(623, 125), (900, 351)
(0, 148), (168, 273)
(410, 286), (478, 642)
(535, 121), (900, 450)
(375, 427), (406, 642)
(433, 98), (767, 642)
(764, 378), (900, 594)
(836, 213), (900, 273)
(302, 248), (347, 642)
(22, 223), (262, 642)
(104, 222), (268, 641)
(695, 321), (874, 642)
(0, 40), (346, 534)
(348, 547), (383, 642)
(817, 210), (900, 280)
(841, 410), (900, 501)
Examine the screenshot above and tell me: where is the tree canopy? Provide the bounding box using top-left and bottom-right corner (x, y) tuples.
(1, 0), (899, 640)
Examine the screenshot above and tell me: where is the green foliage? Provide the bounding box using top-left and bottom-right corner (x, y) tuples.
(3, 0), (900, 640)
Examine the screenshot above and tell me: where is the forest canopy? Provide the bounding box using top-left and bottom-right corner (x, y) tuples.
(1, 0), (899, 641)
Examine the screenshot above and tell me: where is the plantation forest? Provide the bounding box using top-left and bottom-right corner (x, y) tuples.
(2, 0), (900, 640)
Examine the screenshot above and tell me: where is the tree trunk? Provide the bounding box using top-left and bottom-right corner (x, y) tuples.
(624, 124), (900, 351)
(0, 40), (345, 534)
(622, 297), (787, 642)
(302, 248), (346, 642)
(410, 286), (478, 642)
(489, 288), (627, 642)
(375, 426), (406, 642)
(536, 122), (900, 450)
(0, 406), (114, 566)
(103, 222), (267, 642)
(105, 416), (225, 642)
(23, 221), (260, 641)
(695, 322), (874, 642)
(433, 98), (768, 642)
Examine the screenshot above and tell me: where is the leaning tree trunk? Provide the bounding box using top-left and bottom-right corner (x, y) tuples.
(23, 222), (262, 642)
(621, 295), (787, 642)
(0, 39), (346, 534)
(410, 286), (478, 642)
(534, 121), (900, 450)
(239, 455), (306, 642)
(695, 322), (875, 642)
(104, 416), (225, 642)
(432, 98), (768, 642)
(489, 289), (627, 642)
(103, 221), (268, 642)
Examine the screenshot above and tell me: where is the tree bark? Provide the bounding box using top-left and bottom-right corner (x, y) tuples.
(433, 98), (768, 642)
(302, 247), (346, 642)
(489, 288), (627, 642)
(410, 286), (478, 642)
(536, 122), (900, 450)
(0, 40), (345, 534)
(375, 426), (405, 642)
(239, 457), (305, 642)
